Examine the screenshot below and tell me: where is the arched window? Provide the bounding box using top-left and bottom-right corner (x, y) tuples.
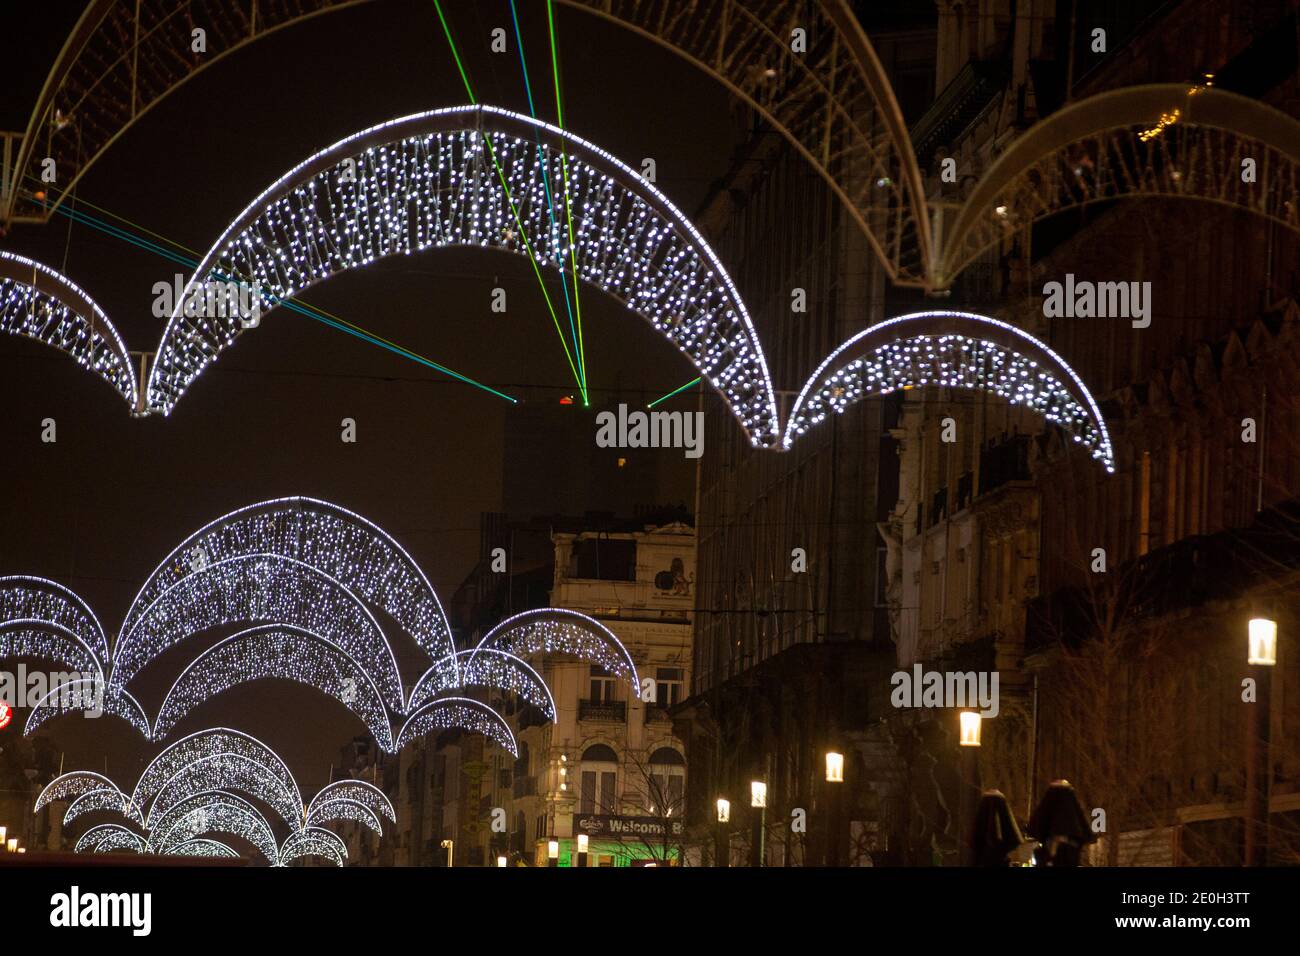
(647, 747), (686, 816)
(580, 745), (619, 815)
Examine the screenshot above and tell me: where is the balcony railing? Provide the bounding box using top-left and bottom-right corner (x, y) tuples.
(578, 699), (627, 722)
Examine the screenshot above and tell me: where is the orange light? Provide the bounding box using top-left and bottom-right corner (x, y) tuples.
(559, 395), (574, 405)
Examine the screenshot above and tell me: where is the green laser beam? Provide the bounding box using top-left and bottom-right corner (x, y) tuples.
(647, 377), (702, 408)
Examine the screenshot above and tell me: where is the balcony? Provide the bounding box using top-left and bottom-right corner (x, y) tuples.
(644, 705), (673, 725)
(578, 699), (627, 722)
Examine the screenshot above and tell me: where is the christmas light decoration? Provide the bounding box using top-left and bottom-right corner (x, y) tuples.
(24, 677), (150, 737)
(408, 647), (556, 717)
(145, 106), (780, 447)
(0, 623), (101, 677)
(153, 624), (395, 751)
(147, 752), (306, 830)
(168, 838), (240, 859)
(0, 251), (138, 408)
(36, 771), (130, 816)
(0, 575), (111, 669)
(120, 497), (453, 669)
(306, 798), (383, 836)
(63, 788), (145, 827)
(279, 827), (348, 867)
(783, 311), (1115, 472)
(111, 553), (404, 710)
(132, 729), (300, 817)
(308, 779), (396, 825)
(74, 824), (146, 855)
(395, 696), (518, 756)
(148, 790), (280, 864)
(470, 608), (640, 694)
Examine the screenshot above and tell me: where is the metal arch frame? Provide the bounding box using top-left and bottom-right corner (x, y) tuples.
(147, 789), (280, 863)
(0, 574), (112, 667)
(118, 496), (454, 669)
(131, 727), (300, 816)
(147, 751), (306, 830)
(308, 778), (395, 824)
(395, 695), (518, 756)
(9, 1), (931, 287)
(407, 647), (557, 717)
(152, 623), (396, 751)
(0, 620), (105, 678)
(784, 310), (1115, 472)
(935, 84), (1300, 287)
(24, 676), (151, 738)
(75, 823), (147, 854)
(469, 607), (640, 694)
(109, 552), (405, 710)
(62, 787), (146, 827)
(0, 253), (138, 408)
(280, 826), (348, 867)
(144, 104), (780, 445)
(36, 770), (128, 815)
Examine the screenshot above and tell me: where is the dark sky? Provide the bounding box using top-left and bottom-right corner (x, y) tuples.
(0, 0), (736, 789)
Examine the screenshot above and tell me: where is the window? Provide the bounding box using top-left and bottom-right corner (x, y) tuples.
(570, 538), (636, 581)
(590, 665), (616, 703)
(654, 667), (684, 707)
(580, 744), (619, 814)
(646, 747), (685, 815)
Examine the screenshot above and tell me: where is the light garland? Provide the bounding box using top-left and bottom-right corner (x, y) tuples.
(0, 251), (138, 408)
(395, 696), (517, 756)
(783, 311), (1115, 472)
(36, 771), (129, 815)
(120, 497), (453, 668)
(24, 677), (150, 737)
(409, 648), (556, 717)
(306, 798), (383, 836)
(148, 790), (280, 864)
(279, 827), (348, 867)
(470, 608), (640, 694)
(74, 824), (146, 855)
(144, 105), (779, 447)
(110, 553), (404, 710)
(63, 788), (145, 827)
(148, 752), (305, 830)
(308, 779), (396, 825)
(152, 625), (394, 751)
(132, 729), (301, 817)
(0, 575), (111, 669)
(168, 838), (240, 859)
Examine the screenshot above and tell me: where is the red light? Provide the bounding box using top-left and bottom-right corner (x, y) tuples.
(559, 396), (574, 405)
(0, 702), (11, 731)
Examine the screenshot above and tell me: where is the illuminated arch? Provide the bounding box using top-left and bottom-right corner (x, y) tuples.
(12, 2), (928, 284)
(308, 779), (396, 826)
(408, 648), (556, 717)
(153, 625), (394, 751)
(148, 790), (280, 864)
(119, 497), (453, 667)
(145, 105), (780, 446)
(24, 677), (150, 738)
(36, 770), (128, 815)
(64, 788), (144, 827)
(0, 623), (102, 678)
(168, 838), (241, 859)
(395, 696), (517, 757)
(110, 553), (404, 710)
(936, 85), (1300, 287)
(783, 310), (1115, 472)
(471, 608), (640, 693)
(148, 752), (306, 831)
(0, 575), (111, 669)
(75, 824), (146, 855)
(307, 798), (383, 836)
(280, 827), (348, 867)
(0, 252), (139, 408)
(132, 729), (299, 820)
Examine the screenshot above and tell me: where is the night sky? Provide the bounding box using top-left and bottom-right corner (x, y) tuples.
(0, 0), (733, 787)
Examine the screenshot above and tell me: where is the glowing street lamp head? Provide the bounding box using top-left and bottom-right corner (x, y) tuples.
(577, 833), (589, 853)
(1248, 618), (1277, 666)
(497, 854), (508, 867)
(5, 838), (16, 852)
(750, 781), (767, 808)
(716, 798), (731, 823)
(547, 839), (560, 860)
(959, 711), (982, 747)
(825, 751), (844, 783)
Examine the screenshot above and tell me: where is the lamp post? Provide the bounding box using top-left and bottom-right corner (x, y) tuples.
(958, 712), (982, 866)
(824, 752), (845, 867)
(750, 781), (767, 868)
(576, 832), (588, 868)
(715, 797), (731, 868)
(5, 838), (16, 853)
(547, 838), (559, 868)
(440, 838), (454, 868)
(1245, 615), (1277, 866)
(496, 854), (508, 868)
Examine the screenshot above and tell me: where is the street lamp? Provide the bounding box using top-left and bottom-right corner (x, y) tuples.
(959, 711), (982, 747)
(1246, 614), (1277, 866)
(5, 839), (15, 853)
(496, 854), (508, 868)
(716, 797), (730, 823)
(576, 832), (589, 868)
(825, 751), (845, 867)
(440, 838), (454, 868)
(715, 797), (731, 868)
(547, 839), (559, 868)
(958, 712), (982, 865)
(750, 780), (767, 867)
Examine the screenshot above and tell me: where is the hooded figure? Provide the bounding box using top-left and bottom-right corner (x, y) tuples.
(1027, 779), (1096, 866)
(971, 789), (1027, 866)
